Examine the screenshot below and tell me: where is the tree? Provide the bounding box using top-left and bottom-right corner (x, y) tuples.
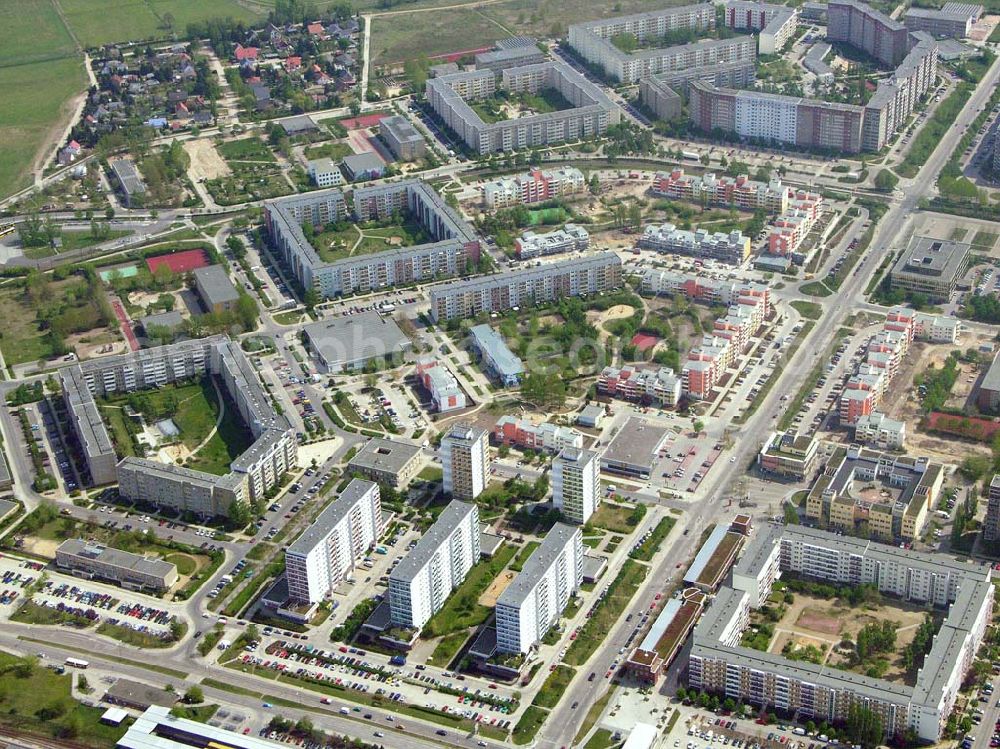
(873, 169), (899, 192)
(521, 372), (566, 409)
(246, 623), (260, 642)
(349, 98), (362, 117)
(162, 11), (175, 31)
(184, 685), (204, 704)
(844, 704), (883, 749)
(229, 498), (251, 528)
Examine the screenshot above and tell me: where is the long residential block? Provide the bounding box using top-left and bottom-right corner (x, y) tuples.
(264, 180), (481, 298)
(429, 253), (623, 321)
(426, 61), (619, 154)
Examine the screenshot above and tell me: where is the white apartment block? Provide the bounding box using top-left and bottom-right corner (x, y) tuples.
(442, 423), (490, 500)
(552, 447), (600, 524)
(482, 167), (585, 209)
(638, 223), (751, 265)
(388, 501), (481, 628)
(914, 311), (960, 343)
(516, 224), (589, 259)
(307, 158), (344, 187)
(285, 479), (382, 604)
(495, 523), (583, 653)
(854, 411), (906, 450)
(722, 1), (799, 54)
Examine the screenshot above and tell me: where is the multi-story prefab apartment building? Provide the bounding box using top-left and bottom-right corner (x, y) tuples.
(828, 0), (912, 66)
(442, 424), (490, 500)
(985, 474), (1000, 543)
(643, 59), (756, 99)
(552, 447), (600, 524)
(721, 1), (799, 53)
(62, 336), (297, 518)
(639, 78), (683, 121)
(264, 180), (480, 298)
(388, 501), (481, 628)
(429, 253), (623, 321)
(495, 523), (583, 653)
(903, 2), (982, 38)
(474, 45), (547, 75)
(689, 524), (993, 742)
(568, 4), (745, 83)
(425, 61), (619, 154)
(285, 479), (382, 604)
(482, 166), (585, 209)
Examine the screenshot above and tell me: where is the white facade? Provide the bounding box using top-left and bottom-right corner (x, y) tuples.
(307, 158), (344, 187)
(914, 312), (960, 343)
(285, 479), (382, 604)
(442, 424), (490, 500)
(496, 523), (583, 653)
(552, 447), (600, 524)
(854, 411), (906, 449)
(388, 501), (480, 628)
(735, 94), (799, 142)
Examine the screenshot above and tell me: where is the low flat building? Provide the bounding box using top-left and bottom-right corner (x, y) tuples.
(469, 324), (523, 386)
(379, 115), (426, 162)
(56, 539), (178, 592)
(280, 115), (318, 136)
(118, 705), (288, 749)
(138, 310), (185, 336)
(757, 431), (819, 481)
(341, 151), (385, 182)
(889, 236), (971, 302)
(600, 417), (670, 479)
(0, 499), (17, 523)
(683, 521), (748, 591)
(104, 681), (178, 711)
(904, 2), (981, 38)
(515, 224), (589, 259)
(109, 158), (146, 207)
(348, 437), (423, 488)
(577, 404), (605, 429)
(416, 357), (466, 412)
(495, 416), (583, 454)
(303, 311), (411, 372)
(624, 588), (707, 683)
(192, 265), (240, 313)
(474, 45), (546, 75)
(638, 223), (751, 265)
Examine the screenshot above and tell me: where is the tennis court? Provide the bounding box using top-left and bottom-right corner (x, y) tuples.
(99, 264), (138, 282)
(145, 248), (209, 275)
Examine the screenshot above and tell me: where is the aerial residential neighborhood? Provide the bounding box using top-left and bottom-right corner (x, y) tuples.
(6, 3), (1000, 749)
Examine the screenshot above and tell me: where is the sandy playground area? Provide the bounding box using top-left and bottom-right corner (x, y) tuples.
(588, 304), (635, 344)
(479, 569), (516, 607)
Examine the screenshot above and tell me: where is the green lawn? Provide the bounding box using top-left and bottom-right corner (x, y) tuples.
(11, 600), (95, 628)
(183, 381), (254, 476)
(629, 516), (675, 562)
(0, 56), (87, 201)
(588, 502), (644, 534)
(799, 281), (833, 298)
(422, 543), (518, 637)
(427, 631), (470, 667)
(170, 704), (220, 723)
(566, 560), (647, 666)
(583, 728), (618, 749)
(512, 705), (549, 745)
(533, 665), (575, 709)
(304, 141), (353, 162)
(971, 230), (999, 250)
(311, 216), (431, 263)
(790, 300), (823, 321)
(96, 620), (182, 649)
(165, 553), (197, 575)
(0, 651), (130, 746)
(218, 137), (277, 163)
(0, 0), (76, 67)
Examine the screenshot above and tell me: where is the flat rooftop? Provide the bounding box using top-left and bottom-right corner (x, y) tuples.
(303, 311), (411, 367)
(390, 501), (477, 583)
(497, 523), (578, 607)
(287, 478), (378, 556)
(892, 235), (970, 281)
(600, 417), (670, 472)
(348, 437), (422, 476)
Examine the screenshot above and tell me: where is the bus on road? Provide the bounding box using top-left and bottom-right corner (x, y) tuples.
(65, 658), (89, 669)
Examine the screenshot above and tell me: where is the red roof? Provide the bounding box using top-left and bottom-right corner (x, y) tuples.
(67, 140), (81, 151)
(307, 23), (324, 35)
(284, 56), (302, 71)
(235, 44), (259, 61)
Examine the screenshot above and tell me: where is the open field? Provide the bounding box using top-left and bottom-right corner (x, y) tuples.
(370, 0), (693, 66)
(59, 0), (259, 47)
(0, 651), (129, 746)
(0, 0), (76, 66)
(0, 56), (87, 200)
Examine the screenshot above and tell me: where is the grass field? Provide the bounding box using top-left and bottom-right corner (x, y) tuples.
(422, 544), (518, 637)
(532, 665), (575, 709)
(588, 502), (643, 534)
(0, 0), (76, 66)
(370, 0), (689, 65)
(512, 705), (549, 746)
(565, 560), (647, 665)
(0, 651), (129, 746)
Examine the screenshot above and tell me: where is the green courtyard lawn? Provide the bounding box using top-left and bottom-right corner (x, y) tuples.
(422, 543), (518, 637)
(587, 501), (645, 534)
(309, 215), (432, 264)
(427, 631), (470, 667)
(510, 541), (540, 572)
(184, 382), (255, 476)
(512, 705), (549, 745)
(217, 137), (277, 163)
(0, 651), (130, 746)
(303, 141), (353, 162)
